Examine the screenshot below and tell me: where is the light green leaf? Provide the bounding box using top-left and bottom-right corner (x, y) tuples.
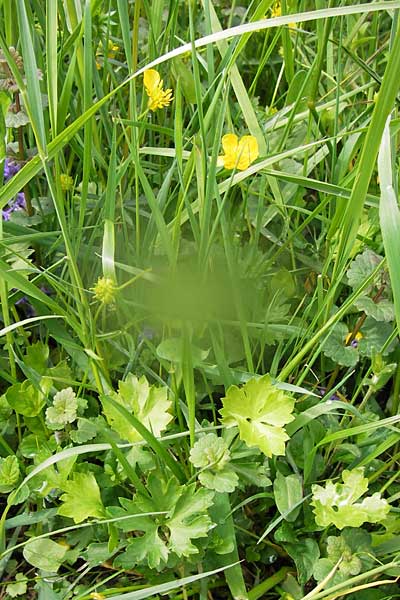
(57, 472), (106, 523)
(189, 433), (238, 492)
(273, 471), (303, 522)
(45, 387), (78, 430)
(168, 485), (214, 556)
(6, 378), (49, 417)
(220, 375), (295, 457)
(6, 573), (27, 598)
(23, 538), (67, 572)
(190, 433), (231, 469)
(199, 469), (238, 493)
(311, 468), (390, 529)
(0, 455), (20, 493)
(157, 337), (209, 366)
(101, 374), (173, 442)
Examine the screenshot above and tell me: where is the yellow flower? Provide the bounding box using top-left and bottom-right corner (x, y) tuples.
(143, 69), (173, 111)
(96, 40), (119, 70)
(218, 134), (259, 171)
(60, 173), (73, 192)
(91, 277), (116, 305)
(90, 594), (106, 600)
(271, 1), (281, 17)
(271, 2), (296, 29)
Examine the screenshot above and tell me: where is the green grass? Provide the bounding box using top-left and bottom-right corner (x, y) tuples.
(0, 1), (400, 598)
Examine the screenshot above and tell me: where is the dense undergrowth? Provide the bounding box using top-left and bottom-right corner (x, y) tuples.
(0, 1), (400, 599)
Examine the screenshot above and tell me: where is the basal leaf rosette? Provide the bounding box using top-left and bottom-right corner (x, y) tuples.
(219, 375), (295, 457)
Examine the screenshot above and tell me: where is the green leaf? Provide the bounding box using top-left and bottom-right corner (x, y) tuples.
(346, 249), (383, 291)
(23, 538), (67, 572)
(156, 337), (209, 366)
(171, 57), (196, 104)
(220, 375), (295, 457)
(0, 455), (20, 493)
(6, 573), (27, 598)
(273, 471), (303, 522)
(116, 524), (168, 570)
(111, 473), (214, 569)
(25, 342), (49, 374)
(199, 469), (238, 493)
(0, 394), (12, 423)
(101, 374), (173, 443)
(284, 538), (320, 585)
(6, 379), (49, 417)
(313, 528), (372, 587)
(311, 468), (390, 529)
(69, 418), (98, 444)
(358, 317), (395, 357)
(354, 296), (395, 322)
(57, 472), (106, 523)
(168, 485), (215, 557)
(326, 535), (362, 576)
(322, 322), (359, 367)
(45, 387), (78, 430)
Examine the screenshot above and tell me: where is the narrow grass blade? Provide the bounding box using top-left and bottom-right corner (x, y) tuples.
(105, 563), (240, 600)
(378, 117), (400, 336)
(334, 20), (400, 278)
(16, 0), (47, 153)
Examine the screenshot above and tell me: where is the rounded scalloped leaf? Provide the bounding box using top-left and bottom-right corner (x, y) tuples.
(322, 323), (359, 367)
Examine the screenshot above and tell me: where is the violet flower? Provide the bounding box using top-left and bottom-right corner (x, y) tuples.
(2, 158), (26, 220)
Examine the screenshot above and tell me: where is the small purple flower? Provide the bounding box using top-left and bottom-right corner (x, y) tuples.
(2, 192), (26, 220)
(318, 386), (340, 402)
(15, 295), (36, 317)
(4, 158), (21, 180)
(2, 159), (26, 221)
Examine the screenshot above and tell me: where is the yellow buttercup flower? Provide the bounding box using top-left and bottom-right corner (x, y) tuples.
(271, 2), (296, 29)
(218, 134), (259, 171)
(60, 173), (73, 192)
(143, 69), (173, 111)
(271, 1), (281, 17)
(91, 277), (116, 305)
(96, 40), (119, 70)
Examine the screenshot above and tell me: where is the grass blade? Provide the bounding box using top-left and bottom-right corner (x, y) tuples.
(378, 116), (400, 336)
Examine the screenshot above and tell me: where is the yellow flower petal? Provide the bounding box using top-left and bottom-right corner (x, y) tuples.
(220, 133), (239, 169)
(144, 69), (161, 96)
(219, 133), (259, 171)
(236, 136), (259, 170)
